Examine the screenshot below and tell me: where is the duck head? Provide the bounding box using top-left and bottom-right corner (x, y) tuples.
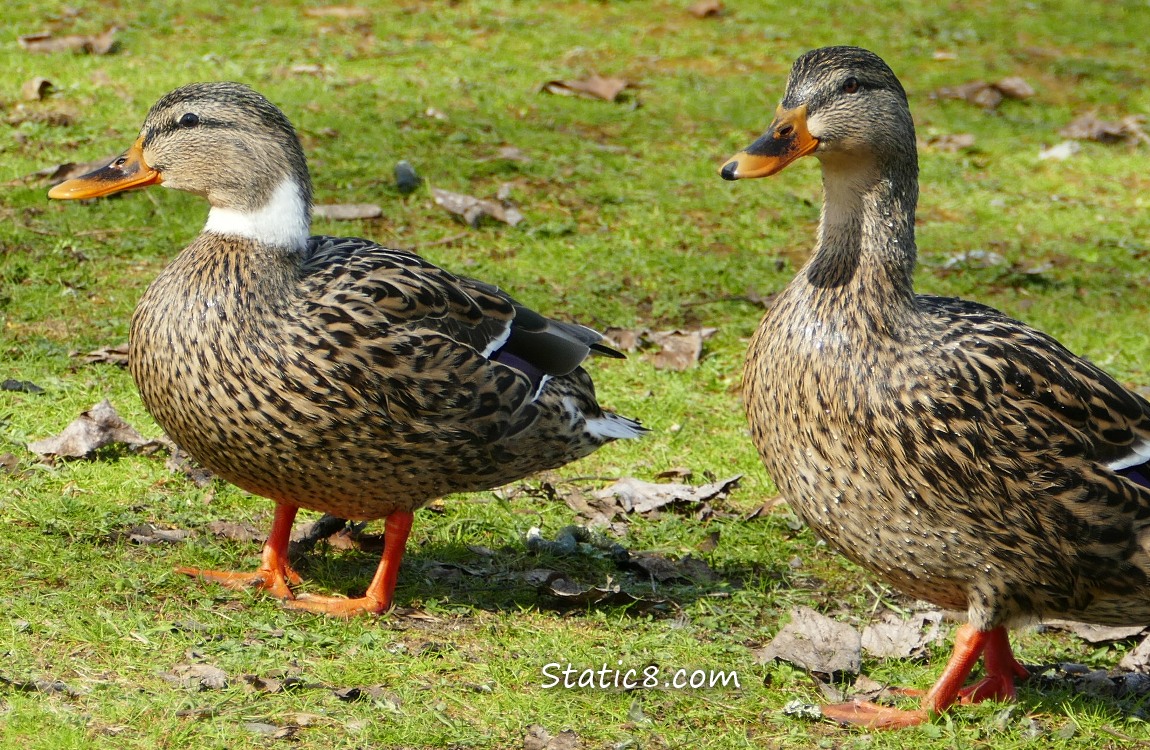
(720, 46), (915, 180)
(49, 82), (313, 250)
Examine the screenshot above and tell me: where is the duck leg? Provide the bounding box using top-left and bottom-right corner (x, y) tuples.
(286, 510), (414, 617)
(955, 625), (1028, 703)
(821, 623), (1024, 729)
(178, 503), (302, 600)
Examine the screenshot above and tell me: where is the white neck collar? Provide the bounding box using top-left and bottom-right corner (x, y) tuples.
(202, 178), (310, 250)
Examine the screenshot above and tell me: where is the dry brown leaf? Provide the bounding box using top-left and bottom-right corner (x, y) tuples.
(0, 675), (81, 697)
(525, 725), (582, 750)
(646, 328), (717, 370)
(21, 77), (53, 101)
(303, 5), (369, 18)
(994, 76), (1035, 100)
(696, 529), (720, 553)
(1120, 635), (1150, 672)
(601, 327), (642, 352)
(629, 552), (717, 583)
(932, 77), (1034, 110)
(312, 203), (382, 221)
(687, 0), (724, 17)
(432, 188), (523, 227)
(860, 611), (943, 659)
(925, 133), (975, 153)
(116, 523), (193, 545)
(19, 28), (118, 55)
(205, 520), (265, 544)
(163, 664), (228, 691)
(28, 399), (155, 459)
(166, 444), (215, 487)
(541, 75), (630, 102)
(540, 575), (665, 612)
(754, 606), (861, 678)
(1060, 113), (1149, 145)
(934, 80), (1002, 109)
(75, 342), (130, 367)
(1043, 620), (1146, 644)
(591, 475), (740, 519)
(15, 154), (119, 188)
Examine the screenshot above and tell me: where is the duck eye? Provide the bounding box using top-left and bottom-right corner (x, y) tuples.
(178, 112), (200, 128)
(842, 77), (860, 94)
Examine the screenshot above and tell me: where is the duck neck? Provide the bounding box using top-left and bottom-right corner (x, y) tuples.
(203, 176), (312, 254)
(802, 155), (918, 328)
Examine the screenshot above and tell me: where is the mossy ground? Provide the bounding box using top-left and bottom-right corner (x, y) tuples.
(2, 1), (1149, 748)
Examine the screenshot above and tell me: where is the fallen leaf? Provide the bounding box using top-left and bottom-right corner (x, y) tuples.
(166, 444), (215, 487)
(15, 154), (120, 188)
(21, 77), (53, 101)
(934, 80), (1002, 109)
(290, 514), (350, 551)
(28, 399), (156, 459)
(994, 76), (1036, 100)
(754, 606), (861, 679)
(1043, 620), (1147, 645)
(525, 725), (582, 750)
(115, 523), (193, 545)
(540, 575), (665, 613)
(524, 525), (629, 562)
(925, 133), (975, 152)
(601, 327), (642, 352)
(860, 611), (943, 659)
(1122, 639), (1150, 671)
(1, 379), (44, 394)
(1060, 113), (1149, 145)
(206, 520), (265, 544)
(303, 5), (369, 18)
(19, 28), (118, 55)
(312, 203), (382, 220)
(163, 664), (228, 691)
(592, 475), (741, 518)
(629, 552), (717, 583)
(0, 453), (24, 477)
(696, 530), (720, 553)
(541, 75), (630, 102)
(0, 675), (82, 697)
(432, 188), (524, 228)
(243, 721), (297, 739)
(687, 0), (723, 17)
(932, 77), (1035, 110)
(646, 328), (717, 370)
(75, 343), (130, 367)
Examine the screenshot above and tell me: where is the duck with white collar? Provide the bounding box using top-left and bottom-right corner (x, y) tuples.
(50, 82), (645, 616)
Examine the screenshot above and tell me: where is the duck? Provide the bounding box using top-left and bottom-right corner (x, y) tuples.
(49, 81), (645, 617)
(720, 46), (1150, 728)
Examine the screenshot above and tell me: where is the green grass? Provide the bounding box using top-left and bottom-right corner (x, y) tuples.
(2, 0), (1150, 747)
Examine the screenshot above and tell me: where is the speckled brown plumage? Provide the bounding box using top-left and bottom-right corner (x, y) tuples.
(51, 82), (644, 616)
(722, 46), (1150, 726)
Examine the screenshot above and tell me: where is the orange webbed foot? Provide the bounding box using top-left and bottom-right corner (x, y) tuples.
(821, 700), (929, 729)
(283, 592), (389, 617)
(177, 564), (301, 600)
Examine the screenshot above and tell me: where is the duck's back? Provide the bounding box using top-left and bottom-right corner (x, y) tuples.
(130, 234), (634, 520)
(745, 282), (1150, 628)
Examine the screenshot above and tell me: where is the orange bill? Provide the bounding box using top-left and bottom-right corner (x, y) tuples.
(48, 136), (161, 200)
(719, 104), (818, 180)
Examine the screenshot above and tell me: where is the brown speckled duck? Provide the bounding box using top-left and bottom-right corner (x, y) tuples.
(721, 46), (1150, 728)
(50, 82), (645, 616)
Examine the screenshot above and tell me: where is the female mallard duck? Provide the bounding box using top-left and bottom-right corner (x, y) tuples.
(721, 46), (1150, 728)
(49, 82), (645, 616)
